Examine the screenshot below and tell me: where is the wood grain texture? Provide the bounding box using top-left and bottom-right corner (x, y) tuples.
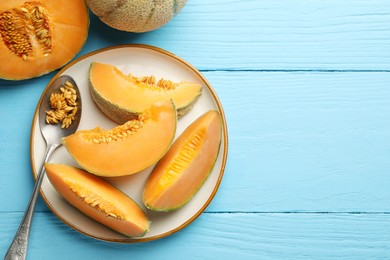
(1, 0), (390, 258)
(80, 0), (390, 71)
(205, 71), (390, 213)
(1, 212), (389, 259)
(0, 75), (51, 213)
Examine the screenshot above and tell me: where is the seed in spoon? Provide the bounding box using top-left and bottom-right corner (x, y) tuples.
(45, 80), (78, 129)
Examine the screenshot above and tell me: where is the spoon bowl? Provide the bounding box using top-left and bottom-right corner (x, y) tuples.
(5, 75), (81, 260)
(38, 75), (82, 144)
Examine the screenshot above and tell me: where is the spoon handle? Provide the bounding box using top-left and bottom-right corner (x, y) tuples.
(4, 143), (59, 260)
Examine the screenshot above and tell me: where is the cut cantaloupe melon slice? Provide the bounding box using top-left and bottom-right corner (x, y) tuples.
(63, 100), (177, 177)
(45, 163), (150, 237)
(143, 110), (222, 211)
(89, 62), (202, 124)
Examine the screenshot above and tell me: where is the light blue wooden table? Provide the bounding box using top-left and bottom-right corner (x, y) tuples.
(1, 1), (390, 259)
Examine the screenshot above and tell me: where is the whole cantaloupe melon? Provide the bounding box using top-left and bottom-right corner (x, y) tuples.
(85, 0), (187, 32)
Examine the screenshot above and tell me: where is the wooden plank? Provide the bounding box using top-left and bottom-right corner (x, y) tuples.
(206, 71), (390, 212)
(1, 212), (389, 259)
(1, 72), (390, 213)
(0, 75), (51, 213)
(82, 0), (390, 70)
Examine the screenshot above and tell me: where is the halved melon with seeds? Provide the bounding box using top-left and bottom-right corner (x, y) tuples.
(89, 62), (202, 124)
(143, 110), (222, 211)
(63, 100), (177, 177)
(0, 0), (89, 80)
(45, 163), (150, 237)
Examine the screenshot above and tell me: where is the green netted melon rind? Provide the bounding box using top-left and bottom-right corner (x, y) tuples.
(85, 0), (187, 32)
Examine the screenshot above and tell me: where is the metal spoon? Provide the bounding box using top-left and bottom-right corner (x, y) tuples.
(5, 75), (82, 260)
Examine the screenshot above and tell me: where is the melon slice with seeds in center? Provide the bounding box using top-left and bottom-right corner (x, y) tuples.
(89, 62), (202, 124)
(63, 100), (177, 177)
(143, 110), (222, 211)
(45, 163), (150, 237)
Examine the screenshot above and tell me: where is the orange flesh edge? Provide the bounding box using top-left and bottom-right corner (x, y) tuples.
(89, 62), (202, 112)
(0, 0), (89, 79)
(143, 110), (222, 211)
(63, 100), (176, 177)
(44, 163), (149, 237)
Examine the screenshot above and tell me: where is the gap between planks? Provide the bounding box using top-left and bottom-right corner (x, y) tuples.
(203, 211), (390, 214)
(1, 210), (390, 214)
(199, 69), (390, 72)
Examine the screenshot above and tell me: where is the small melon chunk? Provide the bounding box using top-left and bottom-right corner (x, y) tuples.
(45, 163), (150, 237)
(89, 62), (202, 124)
(63, 100), (177, 177)
(143, 110), (222, 211)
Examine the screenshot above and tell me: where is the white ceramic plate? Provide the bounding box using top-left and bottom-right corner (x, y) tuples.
(30, 44), (228, 243)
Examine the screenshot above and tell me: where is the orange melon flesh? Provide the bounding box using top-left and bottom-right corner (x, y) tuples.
(0, 0), (89, 80)
(63, 100), (177, 177)
(89, 62), (202, 124)
(143, 110), (222, 211)
(44, 163), (150, 237)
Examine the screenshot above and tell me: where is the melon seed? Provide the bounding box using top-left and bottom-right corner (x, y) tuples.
(159, 128), (206, 187)
(0, 2), (52, 60)
(46, 80), (79, 128)
(67, 181), (123, 220)
(84, 113), (150, 144)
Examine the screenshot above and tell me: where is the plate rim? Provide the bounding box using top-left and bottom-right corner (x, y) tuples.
(30, 44), (229, 243)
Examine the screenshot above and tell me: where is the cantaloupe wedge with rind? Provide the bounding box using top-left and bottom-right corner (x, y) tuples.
(63, 100), (177, 177)
(45, 163), (150, 237)
(89, 62), (202, 124)
(143, 110), (222, 212)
